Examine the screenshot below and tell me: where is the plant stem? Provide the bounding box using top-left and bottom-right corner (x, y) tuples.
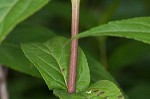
(68, 0), (80, 93)
(0, 65), (9, 99)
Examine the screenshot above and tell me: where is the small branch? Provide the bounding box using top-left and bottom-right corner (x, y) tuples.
(97, 0), (120, 69)
(68, 0), (80, 93)
(97, 37), (108, 69)
(0, 65), (9, 99)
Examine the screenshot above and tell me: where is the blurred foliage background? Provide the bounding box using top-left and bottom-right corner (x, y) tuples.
(7, 0), (150, 99)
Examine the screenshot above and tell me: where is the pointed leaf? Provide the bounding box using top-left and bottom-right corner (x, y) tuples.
(0, 0), (49, 43)
(75, 17), (150, 44)
(21, 37), (90, 92)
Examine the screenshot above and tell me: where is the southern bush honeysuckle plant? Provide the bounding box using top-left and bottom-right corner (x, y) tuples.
(0, 0), (150, 99)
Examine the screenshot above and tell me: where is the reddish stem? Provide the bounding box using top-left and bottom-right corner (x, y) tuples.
(68, 0), (80, 93)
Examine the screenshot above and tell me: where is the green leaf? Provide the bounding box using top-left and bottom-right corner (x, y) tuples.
(0, 0), (49, 43)
(0, 24), (56, 77)
(74, 17), (150, 44)
(21, 37), (90, 92)
(81, 80), (124, 99)
(54, 80), (124, 99)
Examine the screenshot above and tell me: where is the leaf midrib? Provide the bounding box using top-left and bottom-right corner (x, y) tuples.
(27, 49), (66, 88)
(32, 43), (68, 88)
(44, 42), (68, 87)
(108, 20), (150, 28)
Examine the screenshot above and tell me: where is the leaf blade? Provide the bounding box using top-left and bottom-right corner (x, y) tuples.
(21, 37), (90, 92)
(0, 0), (49, 43)
(75, 17), (150, 44)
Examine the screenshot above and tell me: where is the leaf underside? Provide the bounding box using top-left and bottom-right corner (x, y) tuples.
(21, 37), (90, 92)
